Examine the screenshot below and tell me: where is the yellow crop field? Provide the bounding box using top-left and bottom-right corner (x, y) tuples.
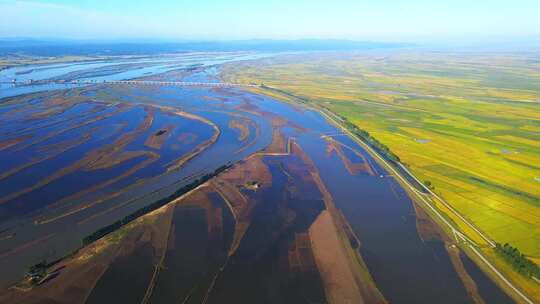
(223, 51), (540, 260)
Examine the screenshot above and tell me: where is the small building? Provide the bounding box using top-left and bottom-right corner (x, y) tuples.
(245, 180), (260, 190)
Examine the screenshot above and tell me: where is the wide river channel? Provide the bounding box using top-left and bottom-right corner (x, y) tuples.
(0, 53), (513, 303)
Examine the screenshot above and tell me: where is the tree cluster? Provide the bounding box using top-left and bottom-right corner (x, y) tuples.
(339, 115), (401, 163)
(496, 243), (540, 279)
(83, 164), (231, 245)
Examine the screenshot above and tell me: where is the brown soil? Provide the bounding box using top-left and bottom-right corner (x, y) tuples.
(0, 238), (117, 304)
(74, 182), (151, 226)
(37, 106), (221, 222)
(230, 115), (261, 155)
(11, 103), (131, 154)
(0, 205), (174, 304)
(28, 93), (87, 120)
(0, 132), (92, 182)
(210, 154), (272, 255)
(176, 185), (224, 240)
(177, 132), (198, 145)
(88, 150), (158, 170)
(35, 154), (159, 225)
(166, 111), (220, 172)
(216, 155), (273, 190)
(201, 95), (225, 103)
(447, 245), (485, 304)
(413, 204), (485, 303)
(413, 202), (447, 242)
(262, 117), (289, 154)
(288, 232), (318, 273)
(228, 119), (250, 141)
(0, 135), (30, 152)
(309, 211), (365, 304)
(86, 106), (155, 169)
(210, 180), (251, 256)
(144, 124), (174, 150)
(325, 137), (375, 176)
(233, 98), (304, 155)
(0, 106), (157, 205)
(293, 142), (387, 304)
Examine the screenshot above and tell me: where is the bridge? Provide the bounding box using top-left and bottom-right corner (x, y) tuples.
(0, 79), (260, 88)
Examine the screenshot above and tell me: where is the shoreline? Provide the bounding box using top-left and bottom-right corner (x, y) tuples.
(246, 84), (537, 304)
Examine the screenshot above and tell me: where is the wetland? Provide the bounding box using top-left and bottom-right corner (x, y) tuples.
(0, 53), (516, 303)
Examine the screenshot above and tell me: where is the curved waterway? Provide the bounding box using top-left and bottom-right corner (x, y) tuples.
(0, 56), (513, 303)
(0, 52), (274, 99)
(0, 56), (274, 287)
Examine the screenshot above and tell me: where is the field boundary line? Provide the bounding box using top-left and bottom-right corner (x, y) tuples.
(255, 85), (535, 304)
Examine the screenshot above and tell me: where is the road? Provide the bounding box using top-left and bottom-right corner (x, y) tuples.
(263, 87), (534, 304)
(467, 245), (534, 304)
(1, 77), (533, 303)
(317, 107), (534, 304)
(397, 162), (496, 247)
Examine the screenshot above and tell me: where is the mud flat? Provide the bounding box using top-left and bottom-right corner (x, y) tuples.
(293, 142), (386, 303)
(0, 101), (218, 227)
(413, 204), (514, 304)
(0, 136), (30, 151)
(164, 109), (221, 172)
(310, 211), (366, 304)
(84, 233), (158, 304)
(0, 173), (236, 304)
(211, 154), (273, 255)
(148, 185), (234, 304)
(0, 59), (519, 303)
(0, 206), (173, 304)
(144, 125), (174, 149)
(204, 154), (326, 304)
(229, 119), (251, 141)
(324, 136), (375, 176)
(0, 85), (227, 288)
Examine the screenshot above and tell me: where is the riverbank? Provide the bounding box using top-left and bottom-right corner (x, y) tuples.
(247, 84), (537, 304)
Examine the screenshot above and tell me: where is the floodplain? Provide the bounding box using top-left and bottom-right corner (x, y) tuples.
(0, 52), (531, 303)
(223, 51), (540, 301)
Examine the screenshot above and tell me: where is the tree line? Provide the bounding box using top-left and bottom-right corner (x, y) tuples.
(82, 164), (231, 246)
(338, 115), (401, 163)
(495, 242), (540, 279)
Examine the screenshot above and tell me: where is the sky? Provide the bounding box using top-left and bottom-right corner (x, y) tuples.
(0, 0), (539, 43)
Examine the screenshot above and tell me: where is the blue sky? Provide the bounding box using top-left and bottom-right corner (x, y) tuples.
(0, 0), (539, 42)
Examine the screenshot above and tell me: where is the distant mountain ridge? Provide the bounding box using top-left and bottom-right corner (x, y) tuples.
(0, 38), (409, 56)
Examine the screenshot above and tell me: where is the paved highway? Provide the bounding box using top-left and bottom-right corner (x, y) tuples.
(315, 105), (534, 304)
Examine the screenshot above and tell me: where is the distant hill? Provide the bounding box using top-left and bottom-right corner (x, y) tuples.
(0, 39), (409, 56)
